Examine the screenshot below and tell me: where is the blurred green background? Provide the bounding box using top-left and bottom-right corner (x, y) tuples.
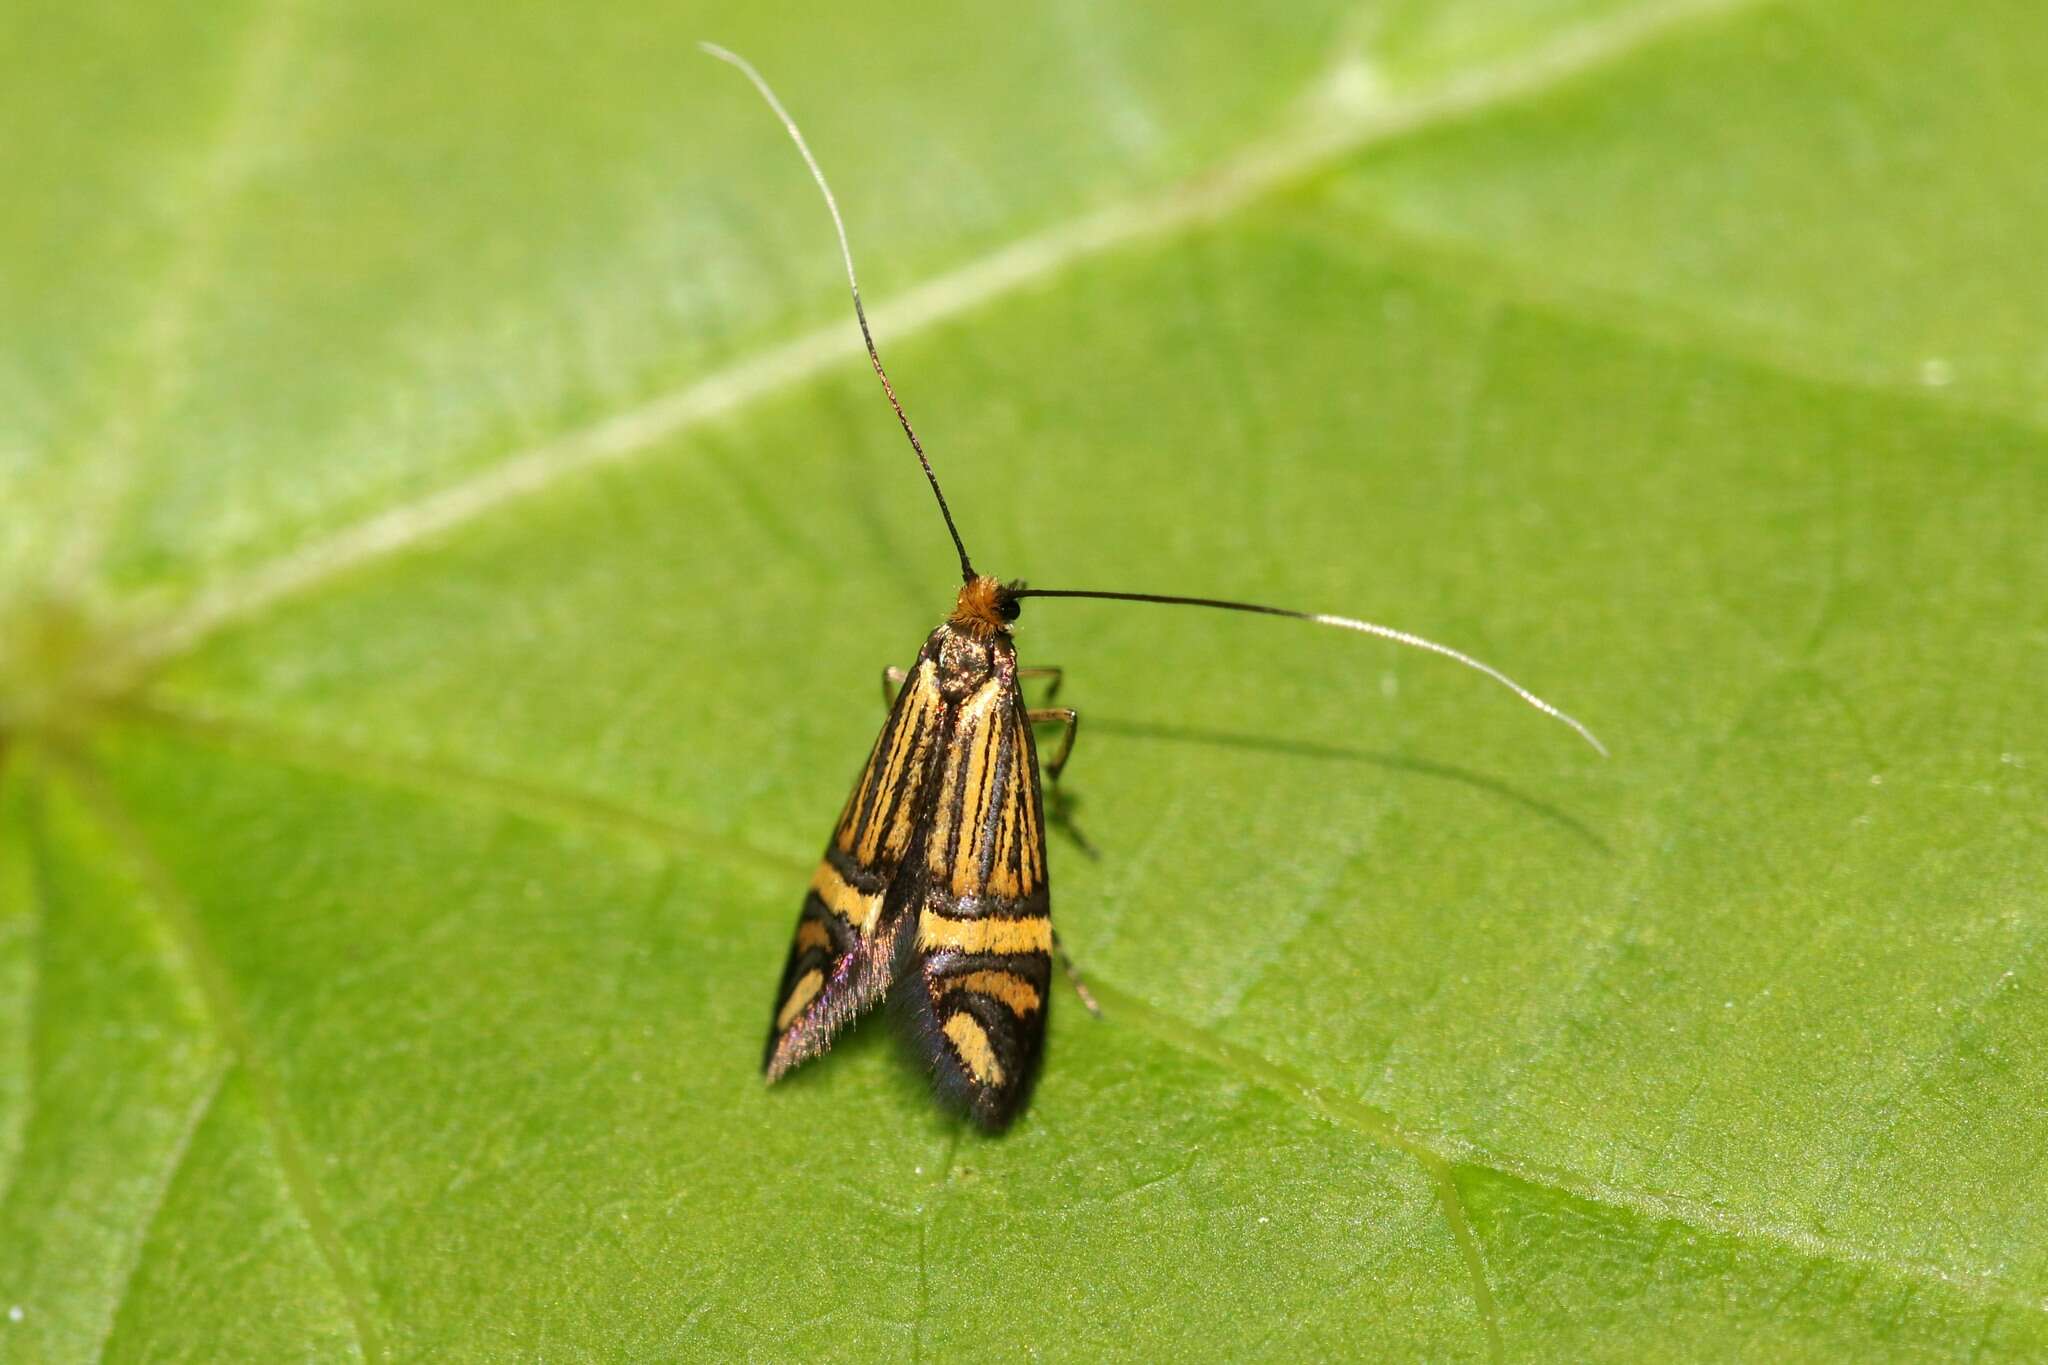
(4, 0), (2046, 1358)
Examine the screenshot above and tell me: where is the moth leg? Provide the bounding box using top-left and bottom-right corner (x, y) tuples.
(879, 664), (910, 711)
(1052, 927), (1102, 1018)
(1029, 705), (1094, 857)
(1026, 707), (1079, 783)
(1017, 665), (1063, 703)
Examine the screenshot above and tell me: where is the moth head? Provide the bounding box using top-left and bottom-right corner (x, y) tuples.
(950, 576), (1022, 635)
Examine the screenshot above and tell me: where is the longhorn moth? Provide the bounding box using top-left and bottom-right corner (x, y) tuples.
(704, 44), (1603, 1130)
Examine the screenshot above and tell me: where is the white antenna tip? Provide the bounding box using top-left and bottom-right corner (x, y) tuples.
(1307, 613), (1608, 757)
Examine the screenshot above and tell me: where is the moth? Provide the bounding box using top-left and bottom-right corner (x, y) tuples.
(705, 45), (1604, 1130)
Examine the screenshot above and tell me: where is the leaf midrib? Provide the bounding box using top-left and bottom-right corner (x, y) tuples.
(104, 0), (1776, 682)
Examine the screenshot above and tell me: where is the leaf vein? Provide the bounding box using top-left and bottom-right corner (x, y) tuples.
(57, 756), (384, 1363)
(58, 0), (314, 586)
(93, 1063), (229, 1365)
(0, 764), (45, 1214)
(1319, 197), (2048, 442)
(911, 1128), (963, 1365)
(118, 696), (798, 882)
(1086, 976), (2048, 1324)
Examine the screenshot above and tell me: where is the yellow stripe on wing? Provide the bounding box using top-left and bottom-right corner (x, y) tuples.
(775, 969), (825, 1032)
(943, 1013), (1005, 1087)
(809, 862), (883, 935)
(935, 969), (1042, 1017)
(917, 909), (1051, 956)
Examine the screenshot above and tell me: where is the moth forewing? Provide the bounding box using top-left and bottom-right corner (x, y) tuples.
(763, 641), (949, 1081)
(898, 629), (1053, 1129)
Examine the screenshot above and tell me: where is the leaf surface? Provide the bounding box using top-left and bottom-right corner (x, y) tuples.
(3, 0), (2045, 1358)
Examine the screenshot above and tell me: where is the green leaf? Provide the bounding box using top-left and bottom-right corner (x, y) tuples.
(4, 0), (2045, 1358)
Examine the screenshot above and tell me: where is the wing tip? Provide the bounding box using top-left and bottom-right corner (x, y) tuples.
(897, 977), (1045, 1134)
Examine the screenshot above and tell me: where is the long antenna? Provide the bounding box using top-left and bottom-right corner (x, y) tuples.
(1012, 588), (1608, 755)
(702, 43), (977, 583)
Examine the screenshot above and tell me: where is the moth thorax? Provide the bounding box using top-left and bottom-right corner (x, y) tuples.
(936, 629), (994, 699)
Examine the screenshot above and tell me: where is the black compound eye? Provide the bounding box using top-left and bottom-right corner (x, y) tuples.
(997, 596), (1021, 623)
